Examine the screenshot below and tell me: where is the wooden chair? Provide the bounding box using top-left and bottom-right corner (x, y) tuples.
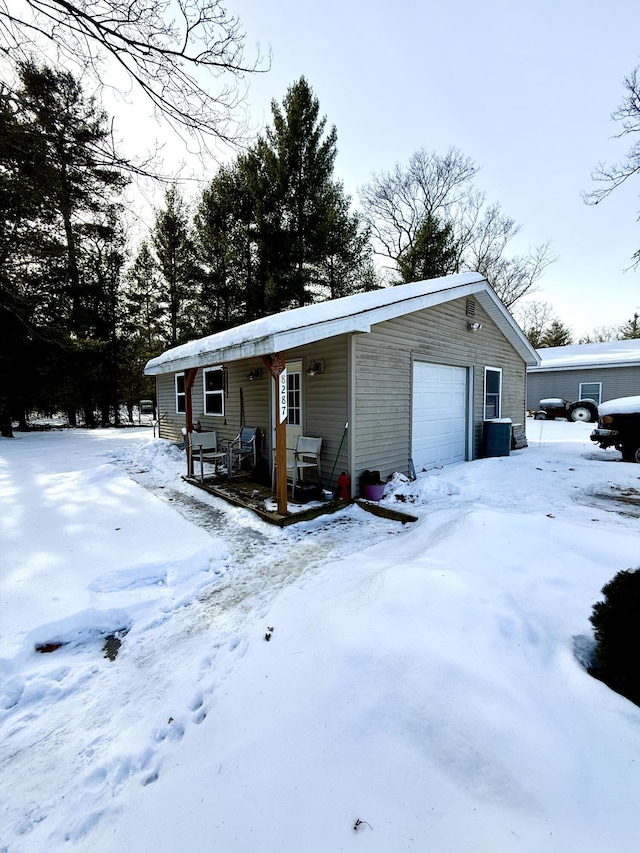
(188, 431), (227, 482)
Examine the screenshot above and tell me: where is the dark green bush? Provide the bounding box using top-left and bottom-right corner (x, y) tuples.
(589, 568), (640, 706)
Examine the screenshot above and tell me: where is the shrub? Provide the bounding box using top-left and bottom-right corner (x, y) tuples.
(589, 568), (640, 706)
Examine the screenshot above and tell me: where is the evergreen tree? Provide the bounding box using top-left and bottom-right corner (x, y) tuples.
(313, 181), (374, 299)
(152, 186), (197, 346)
(619, 312), (640, 339)
(193, 161), (257, 330)
(0, 62), (127, 429)
(590, 568), (640, 707)
(192, 77), (375, 322)
(397, 213), (458, 284)
(538, 319), (574, 348)
(256, 77), (371, 310)
(119, 241), (164, 419)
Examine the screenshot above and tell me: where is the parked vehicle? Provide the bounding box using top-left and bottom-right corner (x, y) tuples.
(533, 397), (598, 422)
(590, 396), (640, 462)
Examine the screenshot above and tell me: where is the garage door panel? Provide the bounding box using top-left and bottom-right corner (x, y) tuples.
(412, 362), (468, 470)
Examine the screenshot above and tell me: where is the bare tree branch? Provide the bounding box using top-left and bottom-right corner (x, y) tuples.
(585, 67), (640, 209)
(0, 0), (268, 154)
(359, 147), (556, 306)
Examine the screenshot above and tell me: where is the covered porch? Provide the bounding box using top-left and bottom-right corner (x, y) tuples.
(182, 353), (332, 516)
(169, 347), (346, 518)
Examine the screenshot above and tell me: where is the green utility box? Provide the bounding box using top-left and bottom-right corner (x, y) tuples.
(483, 419), (512, 457)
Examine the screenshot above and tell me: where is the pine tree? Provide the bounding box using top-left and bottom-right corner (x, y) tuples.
(397, 213), (458, 284)
(152, 186), (197, 346)
(619, 313), (640, 339)
(119, 242), (164, 419)
(0, 62), (128, 428)
(539, 319), (574, 348)
(192, 77), (375, 321)
(257, 77), (377, 309)
(193, 161), (257, 330)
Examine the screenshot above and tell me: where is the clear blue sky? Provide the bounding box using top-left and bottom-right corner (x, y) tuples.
(221, 0), (640, 338)
(107, 0), (640, 339)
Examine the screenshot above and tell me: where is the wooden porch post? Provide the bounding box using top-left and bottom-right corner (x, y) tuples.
(184, 367), (198, 477)
(262, 353), (288, 515)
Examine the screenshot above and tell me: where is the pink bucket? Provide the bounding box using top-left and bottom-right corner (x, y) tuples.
(362, 483), (385, 501)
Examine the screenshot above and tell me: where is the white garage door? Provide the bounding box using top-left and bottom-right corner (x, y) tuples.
(412, 361), (468, 471)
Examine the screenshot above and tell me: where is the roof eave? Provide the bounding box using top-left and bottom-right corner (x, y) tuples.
(144, 275), (540, 374)
(529, 360), (640, 373)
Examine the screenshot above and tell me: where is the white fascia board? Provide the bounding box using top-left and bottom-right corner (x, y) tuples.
(145, 273), (538, 374)
(528, 360), (640, 373)
(474, 291), (540, 366)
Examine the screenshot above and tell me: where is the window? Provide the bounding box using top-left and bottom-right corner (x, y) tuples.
(203, 367), (225, 416)
(175, 373), (186, 413)
(484, 367), (502, 419)
(287, 370), (301, 426)
(579, 382), (602, 405)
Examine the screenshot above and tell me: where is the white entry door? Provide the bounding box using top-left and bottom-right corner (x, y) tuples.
(412, 361), (468, 471)
(285, 360), (303, 464)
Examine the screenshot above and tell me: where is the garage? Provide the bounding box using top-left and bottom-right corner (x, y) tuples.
(412, 361), (468, 470)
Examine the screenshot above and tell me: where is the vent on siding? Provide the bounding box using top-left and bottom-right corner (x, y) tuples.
(466, 298), (476, 318)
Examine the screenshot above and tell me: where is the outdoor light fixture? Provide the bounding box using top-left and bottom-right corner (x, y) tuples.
(467, 321), (483, 332)
(247, 367), (262, 381)
(305, 358), (325, 376)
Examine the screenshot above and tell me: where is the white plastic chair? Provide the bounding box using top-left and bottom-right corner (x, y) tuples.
(272, 435), (323, 493)
(292, 436), (322, 491)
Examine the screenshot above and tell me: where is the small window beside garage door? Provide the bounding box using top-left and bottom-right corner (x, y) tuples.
(484, 367), (502, 419)
(579, 382), (602, 405)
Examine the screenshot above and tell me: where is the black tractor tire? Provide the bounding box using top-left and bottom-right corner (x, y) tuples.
(534, 412), (547, 420)
(568, 402), (597, 423)
(620, 445), (640, 462)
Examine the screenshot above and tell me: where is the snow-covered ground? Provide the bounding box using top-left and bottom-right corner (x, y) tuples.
(1, 420), (640, 852)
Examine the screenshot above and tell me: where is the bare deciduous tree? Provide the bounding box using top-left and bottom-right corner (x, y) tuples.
(513, 300), (558, 347)
(360, 147), (556, 308)
(360, 147), (478, 272)
(585, 66), (640, 266)
(0, 0), (266, 151)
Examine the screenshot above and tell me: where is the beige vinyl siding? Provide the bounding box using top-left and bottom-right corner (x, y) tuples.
(156, 360), (270, 449)
(354, 296), (526, 482)
(527, 366), (640, 410)
(156, 373), (186, 441)
(283, 337), (350, 488)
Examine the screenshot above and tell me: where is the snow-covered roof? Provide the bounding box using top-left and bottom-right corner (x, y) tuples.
(529, 339), (640, 373)
(599, 395), (640, 415)
(145, 272), (539, 375)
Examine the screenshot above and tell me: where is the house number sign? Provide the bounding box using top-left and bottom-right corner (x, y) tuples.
(279, 368), (288, 423)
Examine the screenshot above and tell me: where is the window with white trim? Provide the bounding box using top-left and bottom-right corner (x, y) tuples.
(484, 367), (502, 419)
(579, 382), (602, 405)
(287, 370), (301, 426)
(175, 372), (186, 413)
(203, 366), (225, 416)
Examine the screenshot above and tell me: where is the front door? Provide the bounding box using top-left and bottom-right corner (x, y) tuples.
(286, 360), (303, 465)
